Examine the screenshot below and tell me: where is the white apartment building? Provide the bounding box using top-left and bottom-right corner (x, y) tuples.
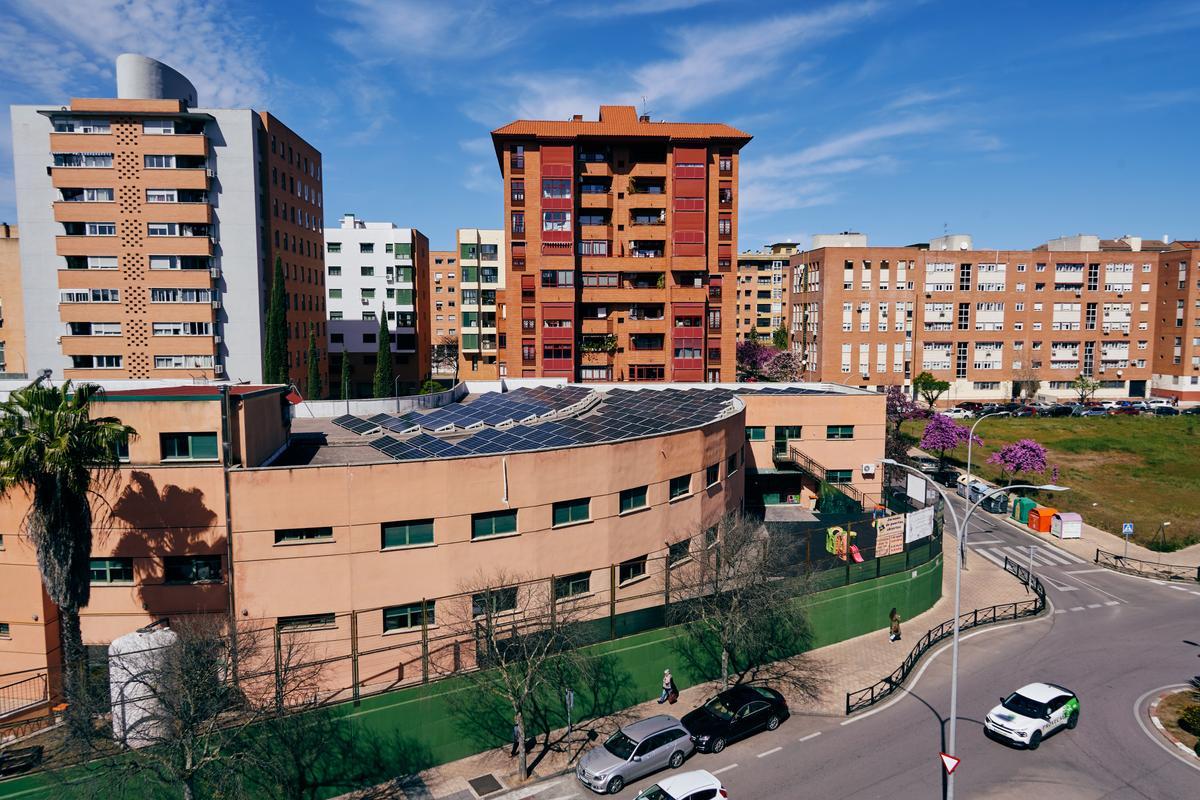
(455, 228), (506, 377)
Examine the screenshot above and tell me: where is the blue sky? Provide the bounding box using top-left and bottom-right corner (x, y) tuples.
(2, 0), (1198, 251)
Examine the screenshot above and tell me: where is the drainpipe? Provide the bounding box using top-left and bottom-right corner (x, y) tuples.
(219, 385), (239, 682)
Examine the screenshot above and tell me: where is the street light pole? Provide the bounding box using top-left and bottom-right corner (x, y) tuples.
(883, 459), (1066, 800)
(963, 411), (1005, 568)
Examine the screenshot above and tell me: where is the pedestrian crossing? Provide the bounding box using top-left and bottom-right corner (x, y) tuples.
(970, 543), (1088, 571)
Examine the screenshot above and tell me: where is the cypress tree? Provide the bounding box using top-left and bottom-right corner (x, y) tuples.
(263, 256), (289, 384)
(372, 309), (394, 398)
(339, 347), (351, 400)
(305, 326), (322, 399)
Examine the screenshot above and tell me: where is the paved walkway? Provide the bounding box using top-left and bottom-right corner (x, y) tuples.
(340, 531), (1030, 799)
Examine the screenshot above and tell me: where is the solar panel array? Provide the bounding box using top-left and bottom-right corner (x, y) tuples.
(345, 384), (838, 463)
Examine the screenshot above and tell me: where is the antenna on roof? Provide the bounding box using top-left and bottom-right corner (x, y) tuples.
(639, 96), (653, 123)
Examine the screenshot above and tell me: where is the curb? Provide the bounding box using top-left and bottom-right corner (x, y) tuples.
(1148, 692), (1200, 761)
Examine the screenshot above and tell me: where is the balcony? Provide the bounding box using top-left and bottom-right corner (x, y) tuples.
(580, 193), (612, 209)
(139, 135), (208, 157)
(629, 241), (665, 259)
(628, 177), (666, 195)
(143, 203), (212, 224)
(580, 285), (664, 304)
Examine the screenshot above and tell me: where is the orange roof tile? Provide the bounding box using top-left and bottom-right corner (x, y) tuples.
(491, 105), (752, 151)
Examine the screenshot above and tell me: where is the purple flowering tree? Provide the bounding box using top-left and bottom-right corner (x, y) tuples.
(987, 438), (1048, 483)
(920, 413), (980, 469)
(736, 339), (774, 380)
(885, 385), (919, 461)
(765, 350), (802, 382)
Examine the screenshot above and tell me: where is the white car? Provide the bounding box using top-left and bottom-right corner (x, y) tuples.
(943, 407), (974, 419)
(1146, 397), (1172, 407)
(984, 682), (1079, 750)
(633, 770), (728, 800)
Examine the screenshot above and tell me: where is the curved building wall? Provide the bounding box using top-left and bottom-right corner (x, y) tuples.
(115, 54), (198, 105)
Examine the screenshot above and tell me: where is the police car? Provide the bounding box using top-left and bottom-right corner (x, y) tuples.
(984, 682), (1079, 750)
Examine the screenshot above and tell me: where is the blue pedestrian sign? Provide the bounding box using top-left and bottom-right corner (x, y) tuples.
(1122, 522), (1134, 536)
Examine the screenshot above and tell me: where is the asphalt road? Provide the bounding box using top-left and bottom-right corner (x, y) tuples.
(527, 497), (1200, 800)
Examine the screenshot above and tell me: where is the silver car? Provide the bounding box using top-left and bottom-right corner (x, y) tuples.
(577, 714), (695, 794)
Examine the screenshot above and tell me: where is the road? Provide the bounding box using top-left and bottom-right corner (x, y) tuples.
(527, 497), (1200, 799)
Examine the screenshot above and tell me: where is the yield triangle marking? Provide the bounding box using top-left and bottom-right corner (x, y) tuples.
(940, 752), (960, 775)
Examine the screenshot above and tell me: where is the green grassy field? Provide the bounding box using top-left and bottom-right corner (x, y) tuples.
(910, 415), (1200, 548)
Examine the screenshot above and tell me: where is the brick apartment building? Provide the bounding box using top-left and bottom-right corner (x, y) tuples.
(490, 105), (752, 382)
(429, 249), (458, 380)
(736, 242), (796, 342)
(8, 54), (325, 386)
(0, 224), (25, 377)
(787, 232), (1200, 402)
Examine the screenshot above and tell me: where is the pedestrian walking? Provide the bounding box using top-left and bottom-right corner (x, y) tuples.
(510, 719), (520, 757)
(889, 608), (902, 642)
(658, 669), (678, 704)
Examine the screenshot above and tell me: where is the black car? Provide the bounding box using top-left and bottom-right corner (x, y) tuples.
(681, 685), (789, 754)
(1043, 404), (1075, 417)
(1152, 405), (1180, 416)
(1183, 406), (1200, 416)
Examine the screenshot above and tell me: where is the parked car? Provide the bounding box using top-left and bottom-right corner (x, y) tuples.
(957, 401), (985, 412)
(911, 456), (940, 474)
(1146, 397), (1172, 407)
(984, 682), (1080, 750)
(932, 468), (961, 488)
(1043, 404), (1075, 418)
(942, 407), (974, 419)
(1099, 400), (1121, 410)
(979, 404), (1011, 418)
(1182, 406), (1200, 416)
(1152, 405), (1180, 416)
(682, 685), (790, 754)
(1011, 406), (1039, 417)
(1108, 406), (1141, 416)
(633, 770), (728, 800)
(577, 715), (695, 794)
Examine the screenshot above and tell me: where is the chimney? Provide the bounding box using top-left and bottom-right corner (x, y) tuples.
(639, 114), (650, 122)
(1163, 234), (1170, 244)
(1, 222), (8, 238)
(572, 114), (583, 121)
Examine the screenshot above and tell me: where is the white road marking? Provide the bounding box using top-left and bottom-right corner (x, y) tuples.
(975, 548), (1010, 569)
(1087, 603), (1102, 608)
(1054, 609), (1067, 614)
(1178, 742), (1194, 754)
(711, 764), (738, 775)
(1190, 591), (1200, 597)
(757, 747), (783, 758)
(1168, 585), (1190, 592)
(969, 539), (1004, 545)
(1104, 600), (1120, 606)
(1070, 606), (1085, 612)
(799, 732), (822, 742)
(1059, 573), (1129, 604)
(1152, 717), (1165, 731)
(1064, 568), (1108, 575)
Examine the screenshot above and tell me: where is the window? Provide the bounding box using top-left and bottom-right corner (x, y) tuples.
(70, 354), (122, 369)
(668, 540), (691, 566)
(773, 425), (801, 456)
(383, 602), (432, 632)
(472, 510), (517, 539)
(543, 211), (571, 231)
(618, 555), (648, 585)
(61, 187), (114, 202)
(706, 463), (720, 487)
(164, 555), (222, 584)
(360, 266), (374, 277)
(278, 613), (335, 631)
(327, 242), (341, 253)
(554, 572), (591, 599)
(616, 485), (648, 514)
(154, 355), (214, 369)
(0, 623), (8, 639)
(90, 558), (133, 584)
(150, 288), (211, 303)
(274, 527), (333, 544)
(152, 322), (211, 336)
(826, 470), (853, 484)
(472, 587), (517, 617)
(66, 255), (118, 270)
(669, 474), (691, 499)
(54, 118), (110, 133)
(826, 425), (855, 440)
(541, 270), (574, 288)
(381, 519), (434, 549)
(542, 179), (571, 198)
(727, 452), (738, 476)
(160, 432), (219, 461)
(746, 426), (765, 441)
(552, 498), (590, 526)
(53, 152), (113, 167)
(359, 242), (374, 253)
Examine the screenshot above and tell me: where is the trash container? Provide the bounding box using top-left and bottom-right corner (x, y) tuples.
(1028, 506), (1057, 533)
(1051, 512), (1082, 539)
(1011, 497), (1037, 525)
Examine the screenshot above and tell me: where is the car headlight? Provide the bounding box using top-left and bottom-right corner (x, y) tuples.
(695, 734), (710, 742)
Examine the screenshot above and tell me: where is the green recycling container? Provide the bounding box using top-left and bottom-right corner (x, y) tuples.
(1011, 497), (1037, 525)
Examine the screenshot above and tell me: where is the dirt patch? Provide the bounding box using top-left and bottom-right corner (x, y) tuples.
(1158, 689), (1200, 752)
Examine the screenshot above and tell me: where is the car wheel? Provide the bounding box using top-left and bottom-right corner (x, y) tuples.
(1027, 731), (1042, 750)
(766, 715), (781, 731)
(1066, 711), (1079, 730)
(606, 776), (624, 795)
(669, 750), (685, 769)
(711, 737), (726, 754)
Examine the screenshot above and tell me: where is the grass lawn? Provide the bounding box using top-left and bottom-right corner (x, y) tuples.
(907, 416), (1200, 548)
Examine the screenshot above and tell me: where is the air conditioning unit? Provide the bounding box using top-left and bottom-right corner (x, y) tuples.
(213, 364), (225, 375)
(213, 334), (223, 344)
(205, 168), (215, 178)
(209, 266), (221, 278)
(861, 463), (877, 477)
(211, 299), (222, 309)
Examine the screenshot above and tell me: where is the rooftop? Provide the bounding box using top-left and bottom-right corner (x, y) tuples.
(100, 385), (290, 401)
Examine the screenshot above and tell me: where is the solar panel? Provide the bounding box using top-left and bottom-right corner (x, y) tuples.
(332, 415), (380, 435)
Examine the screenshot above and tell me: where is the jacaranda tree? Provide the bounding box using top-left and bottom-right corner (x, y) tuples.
(920, 412), (980, 469)
(988, 438), (1048, 483)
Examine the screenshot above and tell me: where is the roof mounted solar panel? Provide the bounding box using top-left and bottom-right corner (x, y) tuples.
(332, 415), (381, 436)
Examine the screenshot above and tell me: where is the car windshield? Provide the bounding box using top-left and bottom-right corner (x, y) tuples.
(634, 786), (677, 800)
(704, 694), (736, 720)
(1002, 692), (1048, 719)
(603, 730), (638, 760)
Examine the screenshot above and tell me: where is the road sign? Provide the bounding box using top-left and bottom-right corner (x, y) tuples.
(940, 752), (960, 775)
(1122, 522), (1134, 536)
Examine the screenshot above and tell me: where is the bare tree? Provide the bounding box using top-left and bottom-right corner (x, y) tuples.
(437, 572), (610, 781)
(1013, 364), (1042, 401)
(666, 514), (821, 703)
(432, 334), (460, 384)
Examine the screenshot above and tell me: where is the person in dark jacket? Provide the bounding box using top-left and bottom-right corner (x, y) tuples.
(658, 669), (678, 703)
(889, 608), (902, 642)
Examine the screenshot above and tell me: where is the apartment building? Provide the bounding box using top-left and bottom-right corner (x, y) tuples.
(491, 105), (751, 382)
(8, 54), (325, 386)
(456, 228), (505, 379)
(429, 249), (458, 380)
(0, 224), (26, 376)
(791, 232), (1177, 401)
(323, 215), (431, 397)
(1153, 241), (1200, 401)
(736, 242), (796, 341)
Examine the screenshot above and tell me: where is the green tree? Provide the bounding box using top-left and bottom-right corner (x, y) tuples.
(0, 381), (136, 738)
(1070, 373), (1100, 404)
(339, 347), (351, 400)
(771, 325), (789, 350)
(913, 371), (950, 409)
(305, 326), (322, 400)
(372, 311), (394, 398)
(263, 255), (289, 384)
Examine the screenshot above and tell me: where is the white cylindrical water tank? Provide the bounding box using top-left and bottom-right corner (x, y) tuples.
(109, 626), (178, 749)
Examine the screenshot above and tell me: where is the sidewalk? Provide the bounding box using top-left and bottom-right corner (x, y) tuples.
(1016, 516), (1200, 567)
(343, 532), (1031, 799)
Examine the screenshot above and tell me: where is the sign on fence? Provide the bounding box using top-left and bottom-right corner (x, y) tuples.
(875, 515), (905, 557)
(906, 474), (927, 504)
(905, 506), (935, 543)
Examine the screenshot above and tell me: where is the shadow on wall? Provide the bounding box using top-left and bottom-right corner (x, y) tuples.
(102, 471), (225, 621)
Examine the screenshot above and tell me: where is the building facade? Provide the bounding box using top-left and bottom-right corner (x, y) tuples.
(323, 215), (431, 397)
(491, 105), (751, 383)
(0, 224), (26, 377)
(0, 381), (884, 708)
(456, 228), (505, 380)
(1152, 242), (1200, 401)
(8, 54), (325, 386)
(736, 242), (796, 342)
(429, 249), (458, 380)
(790, 232), (1188, 402)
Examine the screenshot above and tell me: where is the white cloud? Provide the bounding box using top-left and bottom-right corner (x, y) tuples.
(1080, 2), (1200, 44)
(562, 0), (722, 19)
(327, 0), (519, 65)
(885, 87), (962, 110)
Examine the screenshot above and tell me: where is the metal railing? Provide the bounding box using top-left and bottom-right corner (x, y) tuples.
(0, 673), (47, 719)
(844, 555), (1046, 715)
(1095, 549), (1200, 583)
(785, 445), (881, 510)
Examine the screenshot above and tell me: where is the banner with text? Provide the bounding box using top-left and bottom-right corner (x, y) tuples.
(875, 515), (905, 556)
(905, 505), (935, 543)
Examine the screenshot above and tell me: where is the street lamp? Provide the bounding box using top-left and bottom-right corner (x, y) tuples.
(962, 411), (1007, 567)
(882, 458), (1067, 800)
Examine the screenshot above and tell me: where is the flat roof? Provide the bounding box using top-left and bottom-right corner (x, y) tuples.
(100, 385), (288, 401)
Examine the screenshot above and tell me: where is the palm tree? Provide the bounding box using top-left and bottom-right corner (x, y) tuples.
(0, 381), (136, 738)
